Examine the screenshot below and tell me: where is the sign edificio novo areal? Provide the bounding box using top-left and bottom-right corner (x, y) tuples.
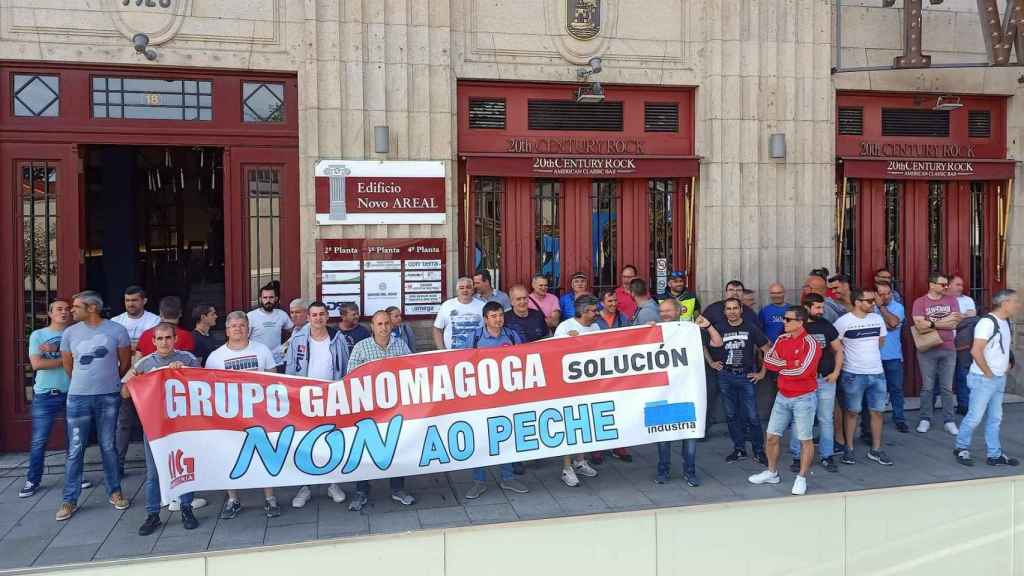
(315, 160), (445, 225)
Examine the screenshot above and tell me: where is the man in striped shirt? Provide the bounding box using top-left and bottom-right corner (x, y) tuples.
(748, 305), (822, 496)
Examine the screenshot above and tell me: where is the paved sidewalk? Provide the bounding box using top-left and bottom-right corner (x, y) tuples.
(2, 406), (1023, 571)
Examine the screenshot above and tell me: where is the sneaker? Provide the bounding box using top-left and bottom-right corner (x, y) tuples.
(291, 486), (312, 508)
(590, 452), (605, 465)
(685, 474), (701, 488)
(180, 505), (199, 530)
(18, 481), (38, 498)
(81, 480), (93, 490)
(391, 490), (416, 506)
(841, 450), (856, 465)
(220, 498), (242, 519)
(791, 475), (807, 496)
(832, 442), (846, 456)
(264, 497), (281, 518)
(654, 471), (669, 484)
(328, 483), (346, 503)
(916, 419), (931, 433)
(561, 466), (580, 487)
(499, 479), (530, 494)
(55, 501), (78, 521)
(954, 449), (974, 466)
(789, 458), (800, 474)
(754, 451), (769, 467)
(138, 513), (162, 536)
(748, 469), (781, 485)
(574, 460), (598, 478)
(109, 492), (130, 510)
(867, 449), (893, 466)
(943, 421), (959, 436)
(348, 492), (368, 512)
(512, 462), (526, 475)
(725, 449), (747, 463)
(895, 422), (910, 433)
(611, 448), (633, 462)
(465, 481), (488, 500)
(169, 497), (206, 511)
(987, 454), (1020, 467)
(820, 456), (838, 473)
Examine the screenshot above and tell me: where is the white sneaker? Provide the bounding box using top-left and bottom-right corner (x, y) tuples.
(748, 469), (781, 485)
(327, 483), (346, 503)
(916, 420), (931, 433)
(791, 475), (807, 495)
(944, 421), (959, 435)
(561, 466), (580, 487)
(291, 485), (312, 508)
(168, 497), (207, 511)
(574, 460), (598, 478)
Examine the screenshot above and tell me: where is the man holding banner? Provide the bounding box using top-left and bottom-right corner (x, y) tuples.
(346, 310), (415, 511)
(465, 301), (530, 499)
(553, 295), (602, 487)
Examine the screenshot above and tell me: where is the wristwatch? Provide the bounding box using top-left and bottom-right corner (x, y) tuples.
(928, 319), (935, 329)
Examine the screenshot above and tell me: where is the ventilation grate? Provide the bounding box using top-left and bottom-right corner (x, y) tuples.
(881, 108), (950, 137)
(968, 110), (991, 138)
(468, 98), (506, 129)
(645, 102), (679, 132)
(528, 99), (623, 131)
(838, 107), (863, 136)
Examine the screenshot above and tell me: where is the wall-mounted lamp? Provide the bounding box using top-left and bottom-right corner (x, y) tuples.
(374, 125), (390, 154)
(132, 33), (158, 61)
(769, 133), (786, 159)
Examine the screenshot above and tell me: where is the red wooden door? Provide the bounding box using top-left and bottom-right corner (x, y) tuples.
(223, 146), (300, 313)
(0, 143), (82, 450)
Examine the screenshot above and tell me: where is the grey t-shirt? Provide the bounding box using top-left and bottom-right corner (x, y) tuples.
(60, 320), (130, 396)
(633, 299), (661, 325)
(135, 350), (199, 374)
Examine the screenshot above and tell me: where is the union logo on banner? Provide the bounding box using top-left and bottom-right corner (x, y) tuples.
(167, 448), (196, 488)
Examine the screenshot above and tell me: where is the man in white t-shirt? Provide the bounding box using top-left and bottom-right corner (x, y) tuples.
(833, 288), (892, 467)
(947, 275), (978, 415)
(432, 277), (485, 350)
(954, 289), (1020, 467)
(552, 295), (601, 486)
(206, 310), (279, 519)
(110, 285), (161, 474)
(247, 284), (294, 357)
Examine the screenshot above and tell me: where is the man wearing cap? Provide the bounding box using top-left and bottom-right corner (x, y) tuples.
(659, 271), (701, 321)
(560, 272), (592, 319)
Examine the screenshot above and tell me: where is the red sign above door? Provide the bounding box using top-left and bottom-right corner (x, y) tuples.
(840, 158), (1016, 181)
(464, 156), (700, 178)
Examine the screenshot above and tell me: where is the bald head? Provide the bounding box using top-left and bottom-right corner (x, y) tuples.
(767, 283), (786, 305)
(802, 276), (826, 298)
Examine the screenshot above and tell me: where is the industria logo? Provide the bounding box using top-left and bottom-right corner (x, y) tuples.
(109, 0), (192, 46)
(566, 0), (601, 40)
(168, 448), (196, 488)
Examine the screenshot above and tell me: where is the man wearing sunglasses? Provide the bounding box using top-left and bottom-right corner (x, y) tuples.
(749, 306), (822, 495)
(911, 272), (963, 435)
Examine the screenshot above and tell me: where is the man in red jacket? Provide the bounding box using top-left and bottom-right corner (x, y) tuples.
(748, 305), (822, 496)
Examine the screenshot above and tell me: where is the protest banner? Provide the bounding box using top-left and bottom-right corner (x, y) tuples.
(127, 323), (707, 500)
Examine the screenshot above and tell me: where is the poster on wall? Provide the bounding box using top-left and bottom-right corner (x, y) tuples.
(317, 238), (446, 318)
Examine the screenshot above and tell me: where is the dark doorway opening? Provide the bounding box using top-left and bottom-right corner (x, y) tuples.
(83, 145), (225, 325)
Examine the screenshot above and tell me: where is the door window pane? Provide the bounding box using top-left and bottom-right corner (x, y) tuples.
(648, 179), (674, 295)
(20, 163), (59, 397)
(884, 181), (901, 294)
(242, 82), (285, 123)
(969, 182), (986, 303)
(928, 182), (945, 273)
(474, 177), (503, 286)
(534, 180), (561, 289)
(248, 167), (281, 308)
(92, 76), (212, 121)
(14, 74), (59, 117)
(592, 180), (619, 296)
(838, 179), (858, 285)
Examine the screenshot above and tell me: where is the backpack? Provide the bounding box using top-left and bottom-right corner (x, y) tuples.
(956, 313), (1014, 367)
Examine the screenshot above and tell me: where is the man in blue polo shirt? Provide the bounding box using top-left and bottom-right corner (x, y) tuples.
(464, 301), (530, 499)
(759, 283), (789, 343)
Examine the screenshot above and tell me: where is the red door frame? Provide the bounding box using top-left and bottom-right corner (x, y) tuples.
(0, 62), (300, 451)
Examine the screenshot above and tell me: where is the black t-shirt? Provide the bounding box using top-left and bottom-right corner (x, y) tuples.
(192, 330), (220, 366)
(703, 300), (760, 330)
(504, 308), (549, 343)
(714, 319), (769, 372)
(340, 325), (371, 353)
(804, 318), (840, 377)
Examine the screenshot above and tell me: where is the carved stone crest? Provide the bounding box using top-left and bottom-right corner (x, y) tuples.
(566, 0), (600, 41)
(108, 0), (191, 46)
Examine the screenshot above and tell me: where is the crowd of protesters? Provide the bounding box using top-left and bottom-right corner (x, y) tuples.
(18, 264), (1020, 535)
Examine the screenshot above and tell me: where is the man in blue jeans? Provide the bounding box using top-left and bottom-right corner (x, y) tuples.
(128, 323), (201, 535)
(19, 298), (93, 498)
(954, 289), (1021, 467)
(710, 298), (770, 465)
(464, 301), (531, 498)
(655, 299), (721, 486)
(876, 282), (908, 432)
(57, 290), (132, 521)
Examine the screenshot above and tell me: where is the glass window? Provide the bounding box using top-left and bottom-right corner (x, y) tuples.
(928, 182), (945, 273)
(248, 167), (281, 309)
(838, 179), (858, 285)
(884, 181), (901, 293)
(592, 180), (619, 295)
(534, 180), (561, 289)
(648, 179), (674, 295)
(474, 177), (503, 285)
(13, 74), (59, 117)
(242, 82), (285, 123)
(969, 182), (986, 303)
(20, 163), (59, 397)
(92, 76), (212, 121)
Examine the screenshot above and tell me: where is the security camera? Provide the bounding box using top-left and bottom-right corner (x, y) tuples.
(588, 57), (602, 74)
(132, 33), (150, 53)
